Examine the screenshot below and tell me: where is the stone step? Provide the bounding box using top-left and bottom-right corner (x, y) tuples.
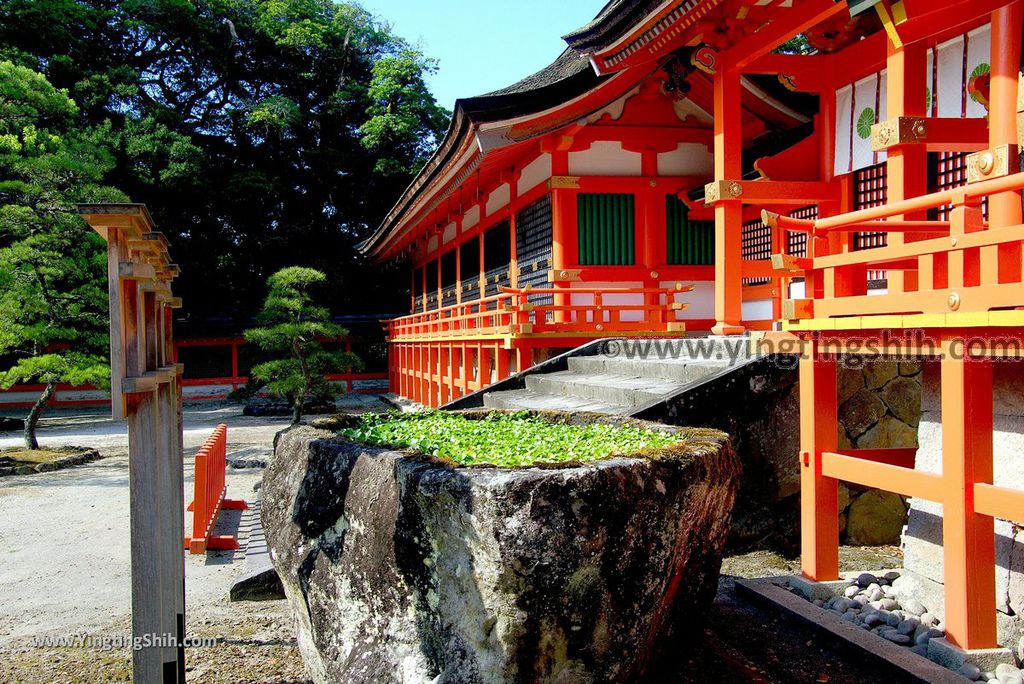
(482, 388), (631, 415)
(613, 336), (753, 363)
(525, 371), (686, 408)
(567, 355), (730, 384)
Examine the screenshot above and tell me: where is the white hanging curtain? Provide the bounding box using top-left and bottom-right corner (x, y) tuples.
(833, 22), (991, 177)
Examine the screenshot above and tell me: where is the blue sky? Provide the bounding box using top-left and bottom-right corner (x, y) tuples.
(365, 0), (601, 109)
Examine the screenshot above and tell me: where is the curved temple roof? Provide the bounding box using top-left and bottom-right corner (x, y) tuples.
(358, 0), (822, 262)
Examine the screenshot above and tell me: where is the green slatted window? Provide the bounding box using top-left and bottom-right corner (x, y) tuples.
(577, 193), (635, 265)
(666, 195), (715, 265)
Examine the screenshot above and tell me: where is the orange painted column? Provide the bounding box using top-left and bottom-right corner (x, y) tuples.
(941, 345), (997, 649)
(989, 2), (1023, 282)
(885, 39), (928, 293)
(712, 66), (745, 335)
(799, 343), (840, 580)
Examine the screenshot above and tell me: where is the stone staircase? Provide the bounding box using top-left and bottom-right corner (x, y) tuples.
(481, 336), (756, 416)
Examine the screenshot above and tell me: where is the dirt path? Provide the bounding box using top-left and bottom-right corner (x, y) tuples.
(0, 397), (384, 683)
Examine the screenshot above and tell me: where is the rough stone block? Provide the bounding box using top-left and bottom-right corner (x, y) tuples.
(855, 414), (918, 450)
(879, 375), (922, 427)
(846, 489), (908, 546)
(263, 415), (740, 684)
(904, 360), (1024, 645)
(840, 388), (887, 438)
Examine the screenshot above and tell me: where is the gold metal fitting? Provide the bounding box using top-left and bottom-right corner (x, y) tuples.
(947, 292), (961, 311)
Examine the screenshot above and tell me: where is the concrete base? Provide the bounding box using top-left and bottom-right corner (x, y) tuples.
(789, 574), (851, 602)
(927, 638), (1015, 673)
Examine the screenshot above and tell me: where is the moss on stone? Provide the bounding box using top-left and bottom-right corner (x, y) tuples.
(323, 410), (727, 470)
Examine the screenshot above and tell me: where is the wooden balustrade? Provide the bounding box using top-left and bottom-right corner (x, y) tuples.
(388, 283), (692, 342)
(767, 170), (1024, 329)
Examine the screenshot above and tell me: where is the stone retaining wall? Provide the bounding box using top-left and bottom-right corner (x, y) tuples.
(836, 361), (921, 546)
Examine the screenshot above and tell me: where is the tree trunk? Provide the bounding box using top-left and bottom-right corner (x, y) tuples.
(24, 382), (55, 449)
(292, 395), (303, 426)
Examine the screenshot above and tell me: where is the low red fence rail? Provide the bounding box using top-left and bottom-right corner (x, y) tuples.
(184, 424), (248, 554)
(387, 283), (693, 340)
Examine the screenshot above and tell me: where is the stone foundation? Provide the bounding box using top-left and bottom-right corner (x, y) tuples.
(900, 359), (1024, 661)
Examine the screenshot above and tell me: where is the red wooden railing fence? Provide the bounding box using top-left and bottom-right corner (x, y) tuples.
(184, 424), (248, 554)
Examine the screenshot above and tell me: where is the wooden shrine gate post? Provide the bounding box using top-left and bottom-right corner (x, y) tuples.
(78, 204), (186, 683)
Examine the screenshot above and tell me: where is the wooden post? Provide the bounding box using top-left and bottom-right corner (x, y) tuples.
(800, 343), (840, 580)
(712, 66), (745, 335)
(79, 204), (186, 683)
(884, 39), (928, 293)
(989, 3), (1023, 282)
(941, 344), (997, 649)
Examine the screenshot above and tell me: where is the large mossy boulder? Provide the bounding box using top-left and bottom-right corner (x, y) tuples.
(262, 411), (739, 684)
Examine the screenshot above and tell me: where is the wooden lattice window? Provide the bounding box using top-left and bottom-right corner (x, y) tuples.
(440, 249), (457, 307)
(666, 195), (714, 265)
(424, 259), (438, 308)
(853, 162), (888, 250)
(786, 206), (817, 258)
(577, 193), (635, 266)
(459, 239), (480, 300)
(929, 151), (988, 221)
(742, 218), (772, 285)
(483, 220), (511, 297)
(516, 195), (553, 305)
(853, 163), (888, 284)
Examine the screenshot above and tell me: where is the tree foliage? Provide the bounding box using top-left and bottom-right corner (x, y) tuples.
(0, 61), (120, 447)
(0, 0), (450, 320)
(244, 266), (361, 425)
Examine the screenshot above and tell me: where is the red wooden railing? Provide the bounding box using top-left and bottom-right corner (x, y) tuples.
(767, 170), (1024, 323)
(184, 424), (248, 554)
(387, 283), (692, 340)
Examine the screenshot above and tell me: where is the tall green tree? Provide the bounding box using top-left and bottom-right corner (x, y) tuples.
(0, 0), (450, 321)
(245, 266), (361, 425)
(0, 62), (123, 447)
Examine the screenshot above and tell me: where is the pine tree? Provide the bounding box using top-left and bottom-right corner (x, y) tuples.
(0, 62), (123, 447)
(244, 267), (362, 425)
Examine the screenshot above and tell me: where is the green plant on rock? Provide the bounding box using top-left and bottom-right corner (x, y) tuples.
(244, 267), (361, 425)
(339, 411), (688, 468)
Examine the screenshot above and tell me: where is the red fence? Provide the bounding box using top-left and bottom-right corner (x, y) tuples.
(184, 424), (248, 554)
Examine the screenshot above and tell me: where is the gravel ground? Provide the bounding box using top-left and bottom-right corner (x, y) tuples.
(0, 397), (384, 684)
(0, 399), (909, 683)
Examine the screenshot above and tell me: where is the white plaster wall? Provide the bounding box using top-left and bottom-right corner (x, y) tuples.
(442, 222), (457, 244)
(182, 384), (234, 399)
(657, 142), (714, 177)
(661, 279), (715, 321)
(463, 205), (480, 231)
(517, 153), (552, 196)
(742, 298), (774, 321)
(486, 183), (510, 217)
(568, 141), (642, 177)
(569, 281), (644, 322)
